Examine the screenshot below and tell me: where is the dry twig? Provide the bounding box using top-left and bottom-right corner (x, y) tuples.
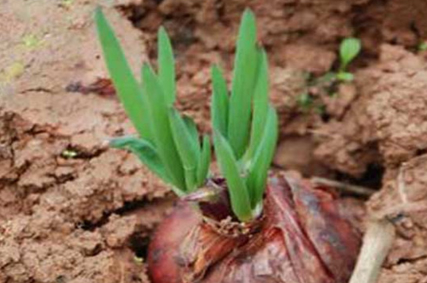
(349, 219), (395, 283)
(311, 177), (376, 197)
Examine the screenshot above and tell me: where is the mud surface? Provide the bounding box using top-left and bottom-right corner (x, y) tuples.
(1, 0), (427, 282)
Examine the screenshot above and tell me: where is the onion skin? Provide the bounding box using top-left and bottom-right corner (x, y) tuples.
(148, 173), (361, 283)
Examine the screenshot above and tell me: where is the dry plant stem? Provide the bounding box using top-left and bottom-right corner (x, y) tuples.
(311, 177), (376, 197)
(349, 219), (395, 283)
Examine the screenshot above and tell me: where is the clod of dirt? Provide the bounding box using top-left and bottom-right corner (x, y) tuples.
(364, 45), (427, 165)
(367, 155), (427, 282)
(322, 83), (358, 119)
(274, 135), (330, 177)
(280, 44), (336, 75)
(382, 0), (427, 46)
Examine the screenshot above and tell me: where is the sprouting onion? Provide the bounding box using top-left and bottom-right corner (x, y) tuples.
(95, 7), (277, 222)
(96, 9), (361, 283)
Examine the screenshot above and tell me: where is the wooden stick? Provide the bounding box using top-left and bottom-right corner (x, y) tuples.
(348, 219), (395, 283)
(311, 177), (376, 197)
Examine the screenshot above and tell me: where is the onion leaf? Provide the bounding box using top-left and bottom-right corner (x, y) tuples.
(227, 9), (261, 159)
(182, 115), (201, 158)
(213, 130), (252, 222)
(169, 109), (199, 192)
(158, 27), (176, 106)
(196, 135), (211, 187)
(211, 65), (229, 137)
(245, 49), (269, 163)
(109, 136), (186, 194)
(95, 8), (153, 142)
(141, 64), (185, 190)
(246, 106), (278, 208)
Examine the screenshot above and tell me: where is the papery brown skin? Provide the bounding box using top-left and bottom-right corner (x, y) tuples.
(148, 173), (361, 283)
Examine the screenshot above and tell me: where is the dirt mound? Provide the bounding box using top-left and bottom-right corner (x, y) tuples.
(0, 89), (174, 282)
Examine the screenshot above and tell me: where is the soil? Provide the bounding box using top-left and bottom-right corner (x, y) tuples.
(1, 0), (427, 282)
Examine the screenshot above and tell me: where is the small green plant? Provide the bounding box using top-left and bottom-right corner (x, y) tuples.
(336, 37), (361, 82)
(0, 61), (25, 82)
(133, 255), (144, 264)
(95, 8), (277, 222)
(418, 41), (427, 52)
(59, 0), (74, 8)
(296, 91), (313, 110)
(61, 149), (78, 158)
(296, 37), (361, 113)
(22, 34), (44, 49)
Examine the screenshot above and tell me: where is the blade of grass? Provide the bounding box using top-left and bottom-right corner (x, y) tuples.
(246, 106), (278, 208)
(109, 136), (187, 195)
(95, 8), (153, 142)
(213, 130), (253, 222)
(196, 135), (211, 187)
(141, 64), (185, 191)
(227, 9), (261, 158)
(169, 109), (199, 192)
(211, 65), (229, 137)
(245, 49), (269, 163)
(158, 27), (176, 106)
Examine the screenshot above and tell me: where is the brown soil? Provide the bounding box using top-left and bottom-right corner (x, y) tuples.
(1, 0), (427, 282)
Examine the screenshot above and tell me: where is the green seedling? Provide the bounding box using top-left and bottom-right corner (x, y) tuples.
(296, 38), (361, 112)
(96, 8), (277, 222)
(337, 37), (361, 82)
(60, 0), (74, 8)
(22, 34), (44, 49)
(297, 92), (313, 110)
(0, 61), (25, 82)
(133, 256), (144, 264)
(61, 149), (78, 158)
(418, 42), (427, 52)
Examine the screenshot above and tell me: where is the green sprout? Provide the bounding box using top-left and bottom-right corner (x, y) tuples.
(296, 38), (361, 112)
(418, 42), (427, 52)
(0, 61), (25, 82)
(61, 149), (78, 158)
(337, 37), (361, 82)
(60, 0), (74, 8)
(22, 34), (44, 49)
(297, 92), (313, 110)
(96, 8), (277, 222)
(133, 255), (144, 264)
